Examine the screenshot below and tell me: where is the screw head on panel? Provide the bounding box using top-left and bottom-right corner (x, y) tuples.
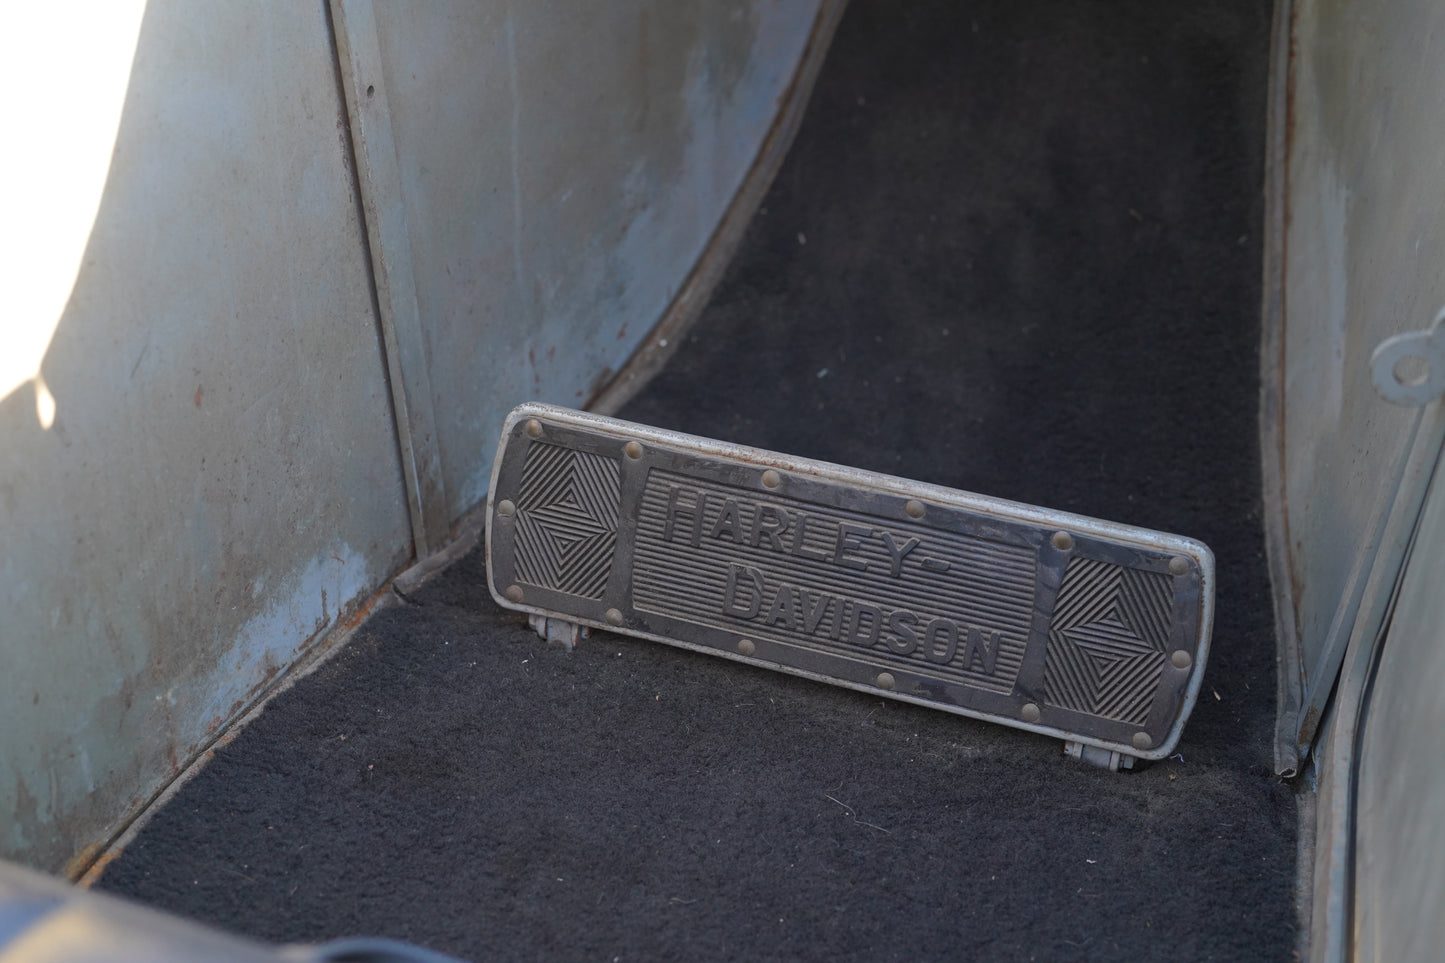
(604, 608), (624, 627)
(496, 499), (516, 517)
(1051, 531), (1074, 551)
(905, 499), (926, 519)
(1170, 649), (1192, 669)
(1169, 556), (1190, 575)
(525, 419), (543, 438)
(1132, 732), (1153, 751)
(761, 469), (781, 489)
(876, 672), (896, 690)
(505, 585), (524, 603)
(737, 639), (756, 656)
(624, 441), (643, 459)
(1021, 702), (1041, 723)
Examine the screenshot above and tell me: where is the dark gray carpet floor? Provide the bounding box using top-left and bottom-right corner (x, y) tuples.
(99, 1), (1295, 960)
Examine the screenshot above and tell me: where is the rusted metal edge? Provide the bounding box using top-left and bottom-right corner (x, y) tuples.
(65, 0), (845, 892)
(70, 578), (399, 886)
(331, 0), (449, 559)
(586, 0), (849, 416)
(1260, 0), (1302, 782)
(68, 4), (475, 884)
(69, 504), (491, 885)
(392, 499), (487, 599)
(71, 501), (492, 887)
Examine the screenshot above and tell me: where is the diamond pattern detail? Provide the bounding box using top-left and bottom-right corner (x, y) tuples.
(512, 443), (621, 599)
(1042, 557), (1173, 725)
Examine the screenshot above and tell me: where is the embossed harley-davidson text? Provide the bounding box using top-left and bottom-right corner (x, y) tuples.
(663, 485), (927, 577)
(632, 473), (1036, 692)
(491, 418), (1208, 753)
(721, 562), (1002, 673)
(658, 484), (1011, 675)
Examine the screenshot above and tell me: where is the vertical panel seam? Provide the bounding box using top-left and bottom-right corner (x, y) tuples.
(329, 0), (448, 559)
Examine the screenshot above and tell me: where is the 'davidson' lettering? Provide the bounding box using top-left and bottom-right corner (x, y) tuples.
(721, 562), (1002, 675)
(663, 485), (922, 579)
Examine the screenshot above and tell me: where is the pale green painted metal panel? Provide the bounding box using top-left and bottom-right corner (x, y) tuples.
(365, 0), (824, 521)
(0, 1), (414, 872)
(1353, 448), (1445, 961)
(1281, 0), (1445, 740)
(1279, 1), (1445, 955)
(0, 0), (830, 877)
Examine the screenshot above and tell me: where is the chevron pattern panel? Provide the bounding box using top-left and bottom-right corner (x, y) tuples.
(1042, 557), (1173, 725)
(513, 442), (621, 599)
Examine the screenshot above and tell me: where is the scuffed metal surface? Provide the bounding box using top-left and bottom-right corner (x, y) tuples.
(0, 0), (829, 877)
(1281, 0), (1445, 742)
(1353, 437), (1445, 962)
(331, 0), (451, 559)
(0, 1), (414, 872)
(1281, 1), (1445, 958)
(366, 0), (823, 521)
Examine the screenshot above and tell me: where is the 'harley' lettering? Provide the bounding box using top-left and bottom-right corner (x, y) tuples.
(833, 522), (873, 571)
(881, 532), (921, 577)
(789, 513), (830, 561)
(665, 486), (932, 582)
(750, 504), (792, 551)
(709, 498), (742, 542)
(665, 487), (708, 547)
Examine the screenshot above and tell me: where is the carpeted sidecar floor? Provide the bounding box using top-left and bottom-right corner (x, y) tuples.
(99, 2), (1294, 959)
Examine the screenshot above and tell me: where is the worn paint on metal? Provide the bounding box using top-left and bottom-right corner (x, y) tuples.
(1278, 1), (1445, 957)
(0, 1), (414, 872)
(363, 0), (824, 522)
(331, 0), (450, 559)
(1281, 0), (1445, 738)
(0, 0), (829, 876)
(588, 2), (848, 417)
(1353, 440), (1445, 961)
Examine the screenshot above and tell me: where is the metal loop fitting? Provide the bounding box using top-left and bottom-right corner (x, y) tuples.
(1371, 307), (1445, 406)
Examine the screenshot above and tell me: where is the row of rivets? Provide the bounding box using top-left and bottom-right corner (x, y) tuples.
(514, 427), (1195, 594)
(735, 639), (896, 692)
(503, 586), (1173, 752)
(1021, 702), (1152, 751)
(1053, 529), (1193, 581)
(500, 581), (620, 622)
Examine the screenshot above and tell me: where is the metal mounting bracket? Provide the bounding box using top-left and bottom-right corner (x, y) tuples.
(1371, 309), (1445, 406)
(1064, 741), (1137, 771)
(528, 613), (589, 651)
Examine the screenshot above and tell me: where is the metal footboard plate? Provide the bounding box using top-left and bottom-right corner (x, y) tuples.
(485, 403), (1214, 761)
